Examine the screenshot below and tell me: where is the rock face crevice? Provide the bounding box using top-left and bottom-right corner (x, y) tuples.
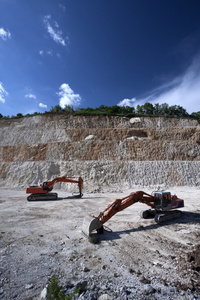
(0, 114), (199, 191)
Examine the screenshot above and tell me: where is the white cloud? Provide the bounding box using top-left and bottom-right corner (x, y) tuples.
(0, 82), (8, 103)
(148, 57), (200, 113)
(39, 103), (47, 108)
(25, 93), (36, 99)
(43, 15), (68, 47)
(59, 4), (66, 12)
(39, 49), (55, 56)
(58, 83), (81, 108)
(47, 50), (53, 56)
(0, 28), (11, 41)
(118, 55), (200, 114)
(118, 98), (136, 107)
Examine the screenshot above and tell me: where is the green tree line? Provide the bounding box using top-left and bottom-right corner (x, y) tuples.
(0, 102), (200, 120)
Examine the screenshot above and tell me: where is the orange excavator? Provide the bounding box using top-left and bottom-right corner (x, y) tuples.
(82, 190), (184, 236)
(26, 176), (83, 201)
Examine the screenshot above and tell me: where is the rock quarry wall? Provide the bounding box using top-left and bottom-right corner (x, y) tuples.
(0, 113), (200, 192)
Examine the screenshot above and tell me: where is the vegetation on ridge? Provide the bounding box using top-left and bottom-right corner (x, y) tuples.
(0, 102), (200, 120)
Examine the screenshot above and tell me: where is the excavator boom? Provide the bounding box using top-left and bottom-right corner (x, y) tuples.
(97, 191), (153, 225)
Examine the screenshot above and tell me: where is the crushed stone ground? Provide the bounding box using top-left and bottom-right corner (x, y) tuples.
(0, 186), (200, 299)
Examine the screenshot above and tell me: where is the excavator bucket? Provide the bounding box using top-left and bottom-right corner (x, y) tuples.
(82, 215), (102, 237)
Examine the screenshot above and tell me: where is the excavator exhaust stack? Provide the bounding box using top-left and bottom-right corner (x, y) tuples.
(82, 215), (102, 237)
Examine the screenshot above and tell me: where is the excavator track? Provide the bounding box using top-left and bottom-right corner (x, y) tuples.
(27, 193), (58, 201)
(154, 210), (182, 224)
(140, 209), (157, 219)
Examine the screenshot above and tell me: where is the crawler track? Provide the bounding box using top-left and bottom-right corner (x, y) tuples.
(27, 193), (58, 201)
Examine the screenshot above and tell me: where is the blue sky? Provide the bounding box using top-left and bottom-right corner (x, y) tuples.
(1, 0), (200, 116)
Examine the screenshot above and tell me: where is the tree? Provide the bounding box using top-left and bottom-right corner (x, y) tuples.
(109, 105), (121, 114)
(63, 105), (74, 113)
(142, 102), (154, 115)
(136, 105), (144, 114)
(190, 111), (200, 120)
(50, 105), (62, 112)
(16, 113), (23, 118)
(170, 105), (188, 117)
(153, 103), (161, 115)
(98, 105), (107, 112)
(159, 103), (169, 115)
(119, 105), (135, 115)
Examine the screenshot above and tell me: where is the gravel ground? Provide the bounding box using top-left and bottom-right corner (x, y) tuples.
(0, 186), (200, 299)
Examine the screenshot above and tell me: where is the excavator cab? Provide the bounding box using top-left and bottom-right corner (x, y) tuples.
(154, 192), (172, 211)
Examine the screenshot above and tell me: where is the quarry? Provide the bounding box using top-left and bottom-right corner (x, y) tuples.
(0, 113), (200, 299)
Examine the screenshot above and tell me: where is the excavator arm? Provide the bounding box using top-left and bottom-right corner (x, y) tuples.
(42, 177), (83, 196)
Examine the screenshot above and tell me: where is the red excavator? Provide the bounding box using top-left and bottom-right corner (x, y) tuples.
(82, 190), (184, 236)
(26, 176), (83, 201)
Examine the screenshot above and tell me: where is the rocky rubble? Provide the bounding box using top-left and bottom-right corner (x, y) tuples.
(37, 272), (200, 300)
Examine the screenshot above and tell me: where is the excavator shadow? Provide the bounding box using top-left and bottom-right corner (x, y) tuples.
(28, 195), (83, 201)
(58, 195), (83, 200)
(28, 198), (63, 202)
(61, 196), (104, 200)
(96, 211), (200, 242)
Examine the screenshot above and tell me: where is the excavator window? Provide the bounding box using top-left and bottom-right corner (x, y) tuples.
(162, 193), (170, 207)
(154, 193), (162, 206)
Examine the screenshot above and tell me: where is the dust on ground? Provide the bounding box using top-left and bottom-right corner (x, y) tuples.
(0, 186), (200, 299)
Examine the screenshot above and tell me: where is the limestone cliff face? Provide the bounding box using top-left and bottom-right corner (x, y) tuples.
(0, 113), (199, 191)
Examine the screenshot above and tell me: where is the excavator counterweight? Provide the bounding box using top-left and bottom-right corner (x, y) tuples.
(26, 176), (83, 201)
(82, 190), (184, 237)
